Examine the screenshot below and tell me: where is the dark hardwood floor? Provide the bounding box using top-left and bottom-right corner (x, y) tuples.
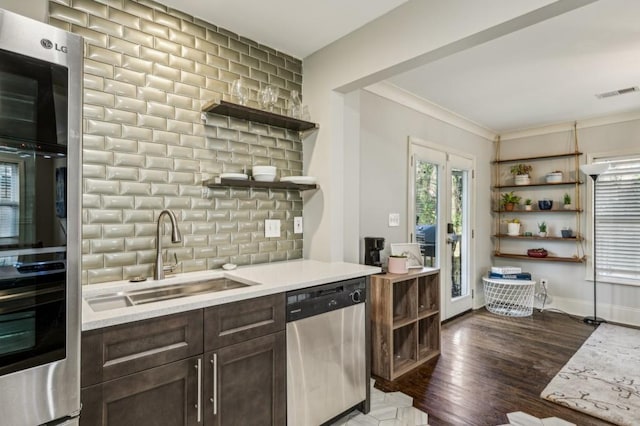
(374, 308), (614, 426)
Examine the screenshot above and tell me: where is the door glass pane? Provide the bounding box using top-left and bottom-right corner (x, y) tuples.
(415, 160), (438, 267)
(450, 169), (463, 298)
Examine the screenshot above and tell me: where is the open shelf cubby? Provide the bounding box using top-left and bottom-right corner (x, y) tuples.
(371, 268), (440, 381)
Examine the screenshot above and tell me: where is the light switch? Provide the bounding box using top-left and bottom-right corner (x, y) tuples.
(265, 219), (281, 238)
(294, 217), (303, 234)
(388, 213), (400, 227)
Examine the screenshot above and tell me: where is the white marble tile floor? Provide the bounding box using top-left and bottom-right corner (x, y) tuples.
(331, 382), (429, 426)
(330, 381), (573, 426)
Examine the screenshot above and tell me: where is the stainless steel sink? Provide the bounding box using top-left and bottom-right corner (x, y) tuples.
(86, 278), (251, 312)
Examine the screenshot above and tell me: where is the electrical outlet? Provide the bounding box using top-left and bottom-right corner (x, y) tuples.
(388, 213), (400, 227)
(265, 219), (281, 238)
(294, 217), (303, 234)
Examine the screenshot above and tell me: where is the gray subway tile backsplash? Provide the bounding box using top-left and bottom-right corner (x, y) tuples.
(51, 0), (305, 284)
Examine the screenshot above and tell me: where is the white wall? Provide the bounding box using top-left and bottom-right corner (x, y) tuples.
(499, 118), (640, 326)
(0, 0), (47, 22)
(359, 89), (493, 309)
(302, 0), (592, 263)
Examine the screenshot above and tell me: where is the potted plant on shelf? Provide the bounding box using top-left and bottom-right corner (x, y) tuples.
(537, 221), (548, 237)
(510, 164), (533, 185)
(506, 218), (521, 236)
(501, 191), (521, 211)
(563, 193), (572, 210)
(524, 198), (533, 211)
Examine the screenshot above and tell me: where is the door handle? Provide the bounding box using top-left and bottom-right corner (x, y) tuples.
(196, 358), (202, 423)
(210, 353), (218, 415)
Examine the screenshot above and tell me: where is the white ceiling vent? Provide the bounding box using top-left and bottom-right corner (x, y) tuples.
(595, 86), (639, 99)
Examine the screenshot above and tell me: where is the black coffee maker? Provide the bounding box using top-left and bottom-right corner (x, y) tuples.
(364, 237), (385, 267)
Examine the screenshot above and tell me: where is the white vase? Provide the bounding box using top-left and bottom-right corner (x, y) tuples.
(538, 232), (547, 237)
(564, 204), (572, 210)
(507, 223), (520, 236)
(514, 174), (530, 185)
(525, 205), (532, 211)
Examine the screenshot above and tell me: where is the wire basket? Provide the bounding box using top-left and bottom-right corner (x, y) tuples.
(482, 277), (535, 317)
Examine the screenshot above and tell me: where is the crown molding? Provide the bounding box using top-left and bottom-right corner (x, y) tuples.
(500, 110), (640, 140)
(364, 81), (497, 141)
(365, 81), (640, 141)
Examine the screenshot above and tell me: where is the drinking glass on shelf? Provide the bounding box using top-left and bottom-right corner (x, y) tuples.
(266, 86), (279, 112)
(231, 79), (248, 105)
(287, 90), (302, 118)
(259, 85), (279, 111)
(301, 105), (311, 121)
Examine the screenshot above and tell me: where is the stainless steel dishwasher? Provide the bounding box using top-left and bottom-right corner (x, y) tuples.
(286, 277), (368, 426)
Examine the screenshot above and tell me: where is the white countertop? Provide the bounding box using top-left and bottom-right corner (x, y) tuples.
(82, 259), (381, 331)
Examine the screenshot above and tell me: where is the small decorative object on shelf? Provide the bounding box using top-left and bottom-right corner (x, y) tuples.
(527, 248), (548, 258)
(546, 171), (563, 183)
(507, 218), (521, 236)
(387, 255), (408, 274)
(510, 163), (532, 185)
(537, 221), (547, 237)
(561, 227), (574, 238)
(524, 198), (533, 211)
(563, 192), (572, 209)
(501, 191), (521, 211)
(538, 199), (553, 210)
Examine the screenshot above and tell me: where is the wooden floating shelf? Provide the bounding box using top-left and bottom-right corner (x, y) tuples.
(494, 234), (583, 241)
(493, 209), (583, 213)
(494, 252), (585, 263)
(202, 100), (318, 132)
(204, 177), (317, 191)
(493, 152), (583, 164)
(494, 180), (583, 189)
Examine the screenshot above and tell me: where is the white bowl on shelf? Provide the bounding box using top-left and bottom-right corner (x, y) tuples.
(545, 172), (563, 183)
(253, 174), (277, 182)
(252, 165), (276, 176)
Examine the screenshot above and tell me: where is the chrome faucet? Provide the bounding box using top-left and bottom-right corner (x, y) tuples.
(154, 209), (182, 280)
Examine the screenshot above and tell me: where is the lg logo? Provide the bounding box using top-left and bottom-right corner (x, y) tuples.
(40, 38), (67, 53)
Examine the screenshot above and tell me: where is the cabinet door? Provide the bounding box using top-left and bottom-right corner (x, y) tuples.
(82, 310), (203, 387)
(204, 331), (286, 426)
(204, 294), (284, 351)
(81, 356), (202, 426)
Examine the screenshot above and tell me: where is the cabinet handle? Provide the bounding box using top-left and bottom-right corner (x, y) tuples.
(210, 353), (218, 415)
(196, 358), (202, 423)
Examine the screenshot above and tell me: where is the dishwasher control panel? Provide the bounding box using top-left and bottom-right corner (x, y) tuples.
(285, 277), (366, 322)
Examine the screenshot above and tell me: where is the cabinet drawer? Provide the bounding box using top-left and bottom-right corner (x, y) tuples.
(204, 293), (284, 351)
(81, 355), (201, 426)
(82, 310), (203, 387)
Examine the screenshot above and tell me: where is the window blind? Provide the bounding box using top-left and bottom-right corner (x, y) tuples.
(0, 162), (19, 238)
(595, 158), (640, 283)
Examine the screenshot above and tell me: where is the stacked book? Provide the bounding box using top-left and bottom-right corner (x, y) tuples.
(489, 266), (532, 280)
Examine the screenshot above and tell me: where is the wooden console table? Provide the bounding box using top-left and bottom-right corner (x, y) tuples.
(370, 267), (440, 381)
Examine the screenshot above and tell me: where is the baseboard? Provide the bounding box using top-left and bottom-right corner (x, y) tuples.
(540, 296), (640, 327)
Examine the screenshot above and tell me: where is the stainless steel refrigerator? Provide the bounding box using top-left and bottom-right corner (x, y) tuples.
(0, 8), (82, 425)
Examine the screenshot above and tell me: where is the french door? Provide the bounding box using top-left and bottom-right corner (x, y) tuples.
(408, 140), (474, 320)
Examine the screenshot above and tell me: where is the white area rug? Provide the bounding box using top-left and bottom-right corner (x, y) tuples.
(541, 323), (640, 425)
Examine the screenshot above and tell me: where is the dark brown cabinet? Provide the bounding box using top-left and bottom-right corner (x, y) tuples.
(204, 332), (286, 426)
(81, 356), (201, 426)
(81, 294), (286, 426)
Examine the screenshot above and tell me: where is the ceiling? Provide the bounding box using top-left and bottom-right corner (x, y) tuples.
(159, 0), (640, 135)
(158, 0), (409, 59)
